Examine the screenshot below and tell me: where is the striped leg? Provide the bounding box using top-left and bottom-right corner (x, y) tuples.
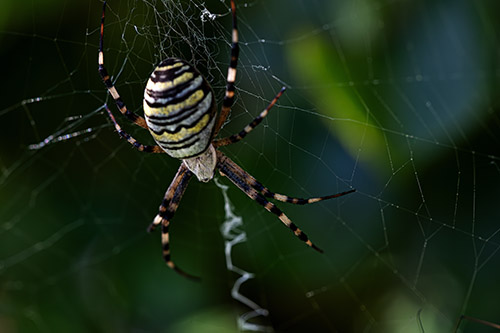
(214, 87), (286, 147)
(105, 105), (164, 153)
(149, 164), (199, 280)
(98, 1), (148, 129)
(213, 0), (239, 136)
(243, 168), (355, 204)
(216, 151), (324, 253)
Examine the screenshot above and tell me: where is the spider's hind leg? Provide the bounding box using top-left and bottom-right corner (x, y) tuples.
(99, 1), (149, 129)
(213, 0), (240, 137)
(104, 105), (164, 153)
(214, 87), (286, 147)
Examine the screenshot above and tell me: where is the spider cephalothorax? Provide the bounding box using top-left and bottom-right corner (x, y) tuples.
(99, 0), (354, 279)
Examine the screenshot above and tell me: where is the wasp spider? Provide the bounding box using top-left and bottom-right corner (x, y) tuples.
(99, 0), (355, 279)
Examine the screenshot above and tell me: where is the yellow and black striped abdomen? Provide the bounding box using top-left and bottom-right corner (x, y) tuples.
(143, 58), (217, 159)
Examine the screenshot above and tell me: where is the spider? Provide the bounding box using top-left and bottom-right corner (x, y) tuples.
(98, 0), (355, 279)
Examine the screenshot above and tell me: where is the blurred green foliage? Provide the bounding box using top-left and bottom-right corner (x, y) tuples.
(1, 0), (500, 332)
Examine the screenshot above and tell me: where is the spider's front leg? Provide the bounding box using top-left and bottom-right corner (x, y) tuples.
(216, 150), (324, 253)
(241, 165), (355, 204)
(148, 163), (199, 280)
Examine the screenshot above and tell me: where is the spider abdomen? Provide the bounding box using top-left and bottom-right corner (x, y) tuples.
(143, 58), (216, 159)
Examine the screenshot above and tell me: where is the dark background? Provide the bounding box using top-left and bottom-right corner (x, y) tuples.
(1, 0), (500, 332)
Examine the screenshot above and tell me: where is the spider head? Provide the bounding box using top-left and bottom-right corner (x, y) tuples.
(182, 144), (217, 182)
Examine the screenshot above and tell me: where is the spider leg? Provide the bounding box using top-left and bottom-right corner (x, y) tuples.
(242, 168), (355, 204)
(216, 151), (324, 253)
(105, 105), (164, 153)
(99, 1), (148, 129)
(214, 87), (286, 147)
(149, 164), (199, 280)
(213, 0), (239, 136)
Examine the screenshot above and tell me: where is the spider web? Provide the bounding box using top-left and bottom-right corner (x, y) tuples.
(1, 0), (500, 331)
